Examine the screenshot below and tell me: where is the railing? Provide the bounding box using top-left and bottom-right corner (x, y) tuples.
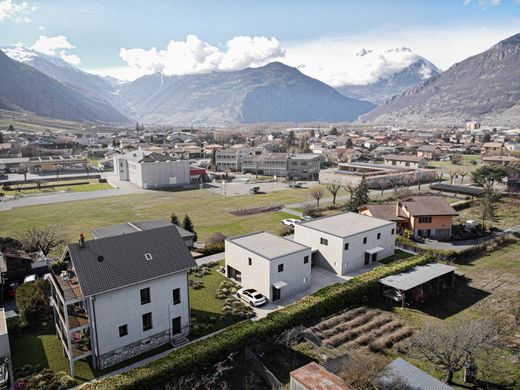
(50, 267), (84, 302)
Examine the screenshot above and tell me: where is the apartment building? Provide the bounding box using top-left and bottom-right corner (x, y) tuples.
(225, 232), (312, 302)
(215, 147), (263, 171)
(383, 154), (428, 169)
(294, 213), (396, 275)
(114, 149), (190, 189)
(50, 225), (196, 375)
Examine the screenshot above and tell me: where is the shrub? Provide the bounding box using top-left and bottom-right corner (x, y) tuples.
(81, 254), (433, 390)
(15, 282), (47, 327)
(7, 316), (28, 336)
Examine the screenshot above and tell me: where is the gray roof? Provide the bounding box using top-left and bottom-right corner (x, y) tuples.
(91, 221), (195, 240)
(227, 231), (310, 260)
(69, 225), (196, 297)
(297, 212), (394, 238)
(379, 263), (456, 291)
(379, 358), (453, 390)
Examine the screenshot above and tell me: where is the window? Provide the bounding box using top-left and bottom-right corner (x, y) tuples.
(140, 287), (151, 305)
(173, 288), (181, 305)
(142, 312), (153, 331)
(419, 216), (432, 224)
(363, 237), (367, 244)
(320, 237), (328, 246)
(377, 233), (381, 240)
(344, 243), (349, 250)
(391, 228), (395, 235)
(248, 257), (252, 266)
(278, 264), (284, 272)
(144, 253), (153, 261)
(304, 256), (309, 264)
(119, 324), (128, 337)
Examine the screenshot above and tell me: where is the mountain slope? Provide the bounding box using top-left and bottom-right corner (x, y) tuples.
(0, 50), (128, 123)
(359, 34), (520, 125)
(2, 46), (128, 115)
(120, 62), (375, 125)
(337, 50), (441, 104)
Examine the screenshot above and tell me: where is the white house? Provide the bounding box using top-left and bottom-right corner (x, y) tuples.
(383, 154), (428, 169)
(50, 225), (196, 375)
(114, 149), (190, 189)
(225, 232), (312, 302)
(294, 213), (396, 275)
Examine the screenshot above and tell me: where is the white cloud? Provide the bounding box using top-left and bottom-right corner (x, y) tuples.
(281, 25), (519, 86)
(119, 34), (284, 78)
(31, 35), (81, 65)
(0, 0), (35, 22)
(464, 0), (502, 5)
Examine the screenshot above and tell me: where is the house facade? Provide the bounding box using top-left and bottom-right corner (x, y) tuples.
(225, 232), (312, 302)
(360, 196), (458, 240)
(215, 147), (263, 172)
(293, 213), (396, 275)
(50, 225), (196, 375)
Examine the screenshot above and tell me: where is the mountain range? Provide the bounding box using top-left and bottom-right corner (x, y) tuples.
(336, 48), (441, 105)
(359, 33), (520, 126)
(2, 32), (520, 125)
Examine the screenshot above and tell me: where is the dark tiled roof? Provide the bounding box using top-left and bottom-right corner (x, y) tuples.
(69, 225), (196, 297)
(429, 183), (484, 196)
(91, 221), (195, 239)
(359, 204), (408, 222)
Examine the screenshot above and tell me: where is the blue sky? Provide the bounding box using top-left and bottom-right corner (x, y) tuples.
(1, 0), (519, 82)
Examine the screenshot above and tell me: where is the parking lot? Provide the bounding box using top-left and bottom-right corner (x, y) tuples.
(205, 177), (313, 197)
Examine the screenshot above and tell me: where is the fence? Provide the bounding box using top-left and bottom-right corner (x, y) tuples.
(244, 347), (283, 390)
(231, 204), (283, 216)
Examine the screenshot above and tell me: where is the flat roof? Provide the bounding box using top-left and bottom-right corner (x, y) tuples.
(379, 263), (456, 291)
(430, 183), (484, 196)
(297, 212), (394, 238)
(227, 231), (310, 260)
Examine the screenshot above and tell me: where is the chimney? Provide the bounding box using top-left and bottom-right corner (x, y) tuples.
(396, 201), (401, 218)
(78, 233), (85, 248)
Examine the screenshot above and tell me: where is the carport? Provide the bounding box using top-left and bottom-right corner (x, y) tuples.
(379, 263), (457, 308)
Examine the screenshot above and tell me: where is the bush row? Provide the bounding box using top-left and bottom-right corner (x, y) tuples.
(396, 234), (514, 262)
(82, 254), (432, 390)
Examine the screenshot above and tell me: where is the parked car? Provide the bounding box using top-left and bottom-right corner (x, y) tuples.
(7, 281), (19, 297)
(236, 288), (267, 307)
(281, 218), (300, 227)
(301, 216), (313, 222)
(23, 274), (38, 284)
(288, 182), (303, 188)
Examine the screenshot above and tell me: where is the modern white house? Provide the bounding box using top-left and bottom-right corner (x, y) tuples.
(294, 213), (396, 275)
(50, 225), (196, 375)
(114, 149), (190, 189)
(225, 232), (312, 302)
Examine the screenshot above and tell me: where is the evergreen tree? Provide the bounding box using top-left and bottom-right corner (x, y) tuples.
(170, 213), (180, 226)
(286, 130), (295, 147)
(309, 129), (315, 137)
(211, 148), (217, 168)
(346, 138), (353, 147)
(329, 127), (339, 136)
(0, 131), (3, 144)
(8, 124), (14, 132)
(347, 176), (370, 211)
(182, 214), (197, 241)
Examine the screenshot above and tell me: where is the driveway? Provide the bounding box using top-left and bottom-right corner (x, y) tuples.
(416, 235), (496, 252)
(251, 263), (382, 319)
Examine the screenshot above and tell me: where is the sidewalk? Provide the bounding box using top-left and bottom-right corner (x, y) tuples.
(195, 252), (225, 266)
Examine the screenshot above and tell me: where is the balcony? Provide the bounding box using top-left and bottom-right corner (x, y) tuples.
(71, 329), (92, 359)
(51, 267), (84, 302)
(68, 304), (89, 330)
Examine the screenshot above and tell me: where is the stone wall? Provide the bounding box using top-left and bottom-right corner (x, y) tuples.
(97, 330), (170, 370)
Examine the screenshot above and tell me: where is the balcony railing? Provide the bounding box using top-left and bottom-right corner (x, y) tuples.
(67, 305), (89, 330)
(51, 266), (84, 302)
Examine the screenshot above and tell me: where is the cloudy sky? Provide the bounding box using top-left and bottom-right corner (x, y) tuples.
(1, 0), (519, 85)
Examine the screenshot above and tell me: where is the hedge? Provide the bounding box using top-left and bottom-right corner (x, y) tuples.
(82, 254), (433, 389)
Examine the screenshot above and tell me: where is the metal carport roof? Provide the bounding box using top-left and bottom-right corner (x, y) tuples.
(379, 263), (456, 291)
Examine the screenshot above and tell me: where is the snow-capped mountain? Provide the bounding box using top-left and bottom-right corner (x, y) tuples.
(336, 47), (441, 105)
(1, 45), (128, 114)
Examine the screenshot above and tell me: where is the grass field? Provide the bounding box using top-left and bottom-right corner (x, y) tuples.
(458, 196), (520, 229)
(0, 188), (334, 245)
(2, 181), (113, 195)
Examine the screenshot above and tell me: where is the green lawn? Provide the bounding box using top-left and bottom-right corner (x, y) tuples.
(0, 188), (325, 245)
(457, 196), (520, 229)
(2, 181), (113, 195)
(378, 249), (414, 264)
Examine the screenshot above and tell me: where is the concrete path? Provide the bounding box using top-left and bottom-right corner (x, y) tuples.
(281, 207), (303, 217)
(195, 252), (225, 266)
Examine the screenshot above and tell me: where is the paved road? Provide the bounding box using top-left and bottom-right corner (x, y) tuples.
(195, 252), (225, 266)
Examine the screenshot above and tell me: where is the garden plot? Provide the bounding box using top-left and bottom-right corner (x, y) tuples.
(310, 307), (413, 352)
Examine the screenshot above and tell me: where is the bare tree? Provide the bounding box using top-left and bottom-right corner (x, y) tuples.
(310, 186), (325, 206)
(401, 175), (415, 189)
(446, 168), (460, 185)
(411, 317), (499, 383)
(17, 225), (67, 255)
(166, 353), (236, 390)
(343, 183), (356, 200)
(18, 163), (29, 181)
(339, 349), (388, 390)
(435, 170), (445, 183)
(326, 183), (341, 204)
(388, 174), (403, 194)
(376, 179), (390, 198)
